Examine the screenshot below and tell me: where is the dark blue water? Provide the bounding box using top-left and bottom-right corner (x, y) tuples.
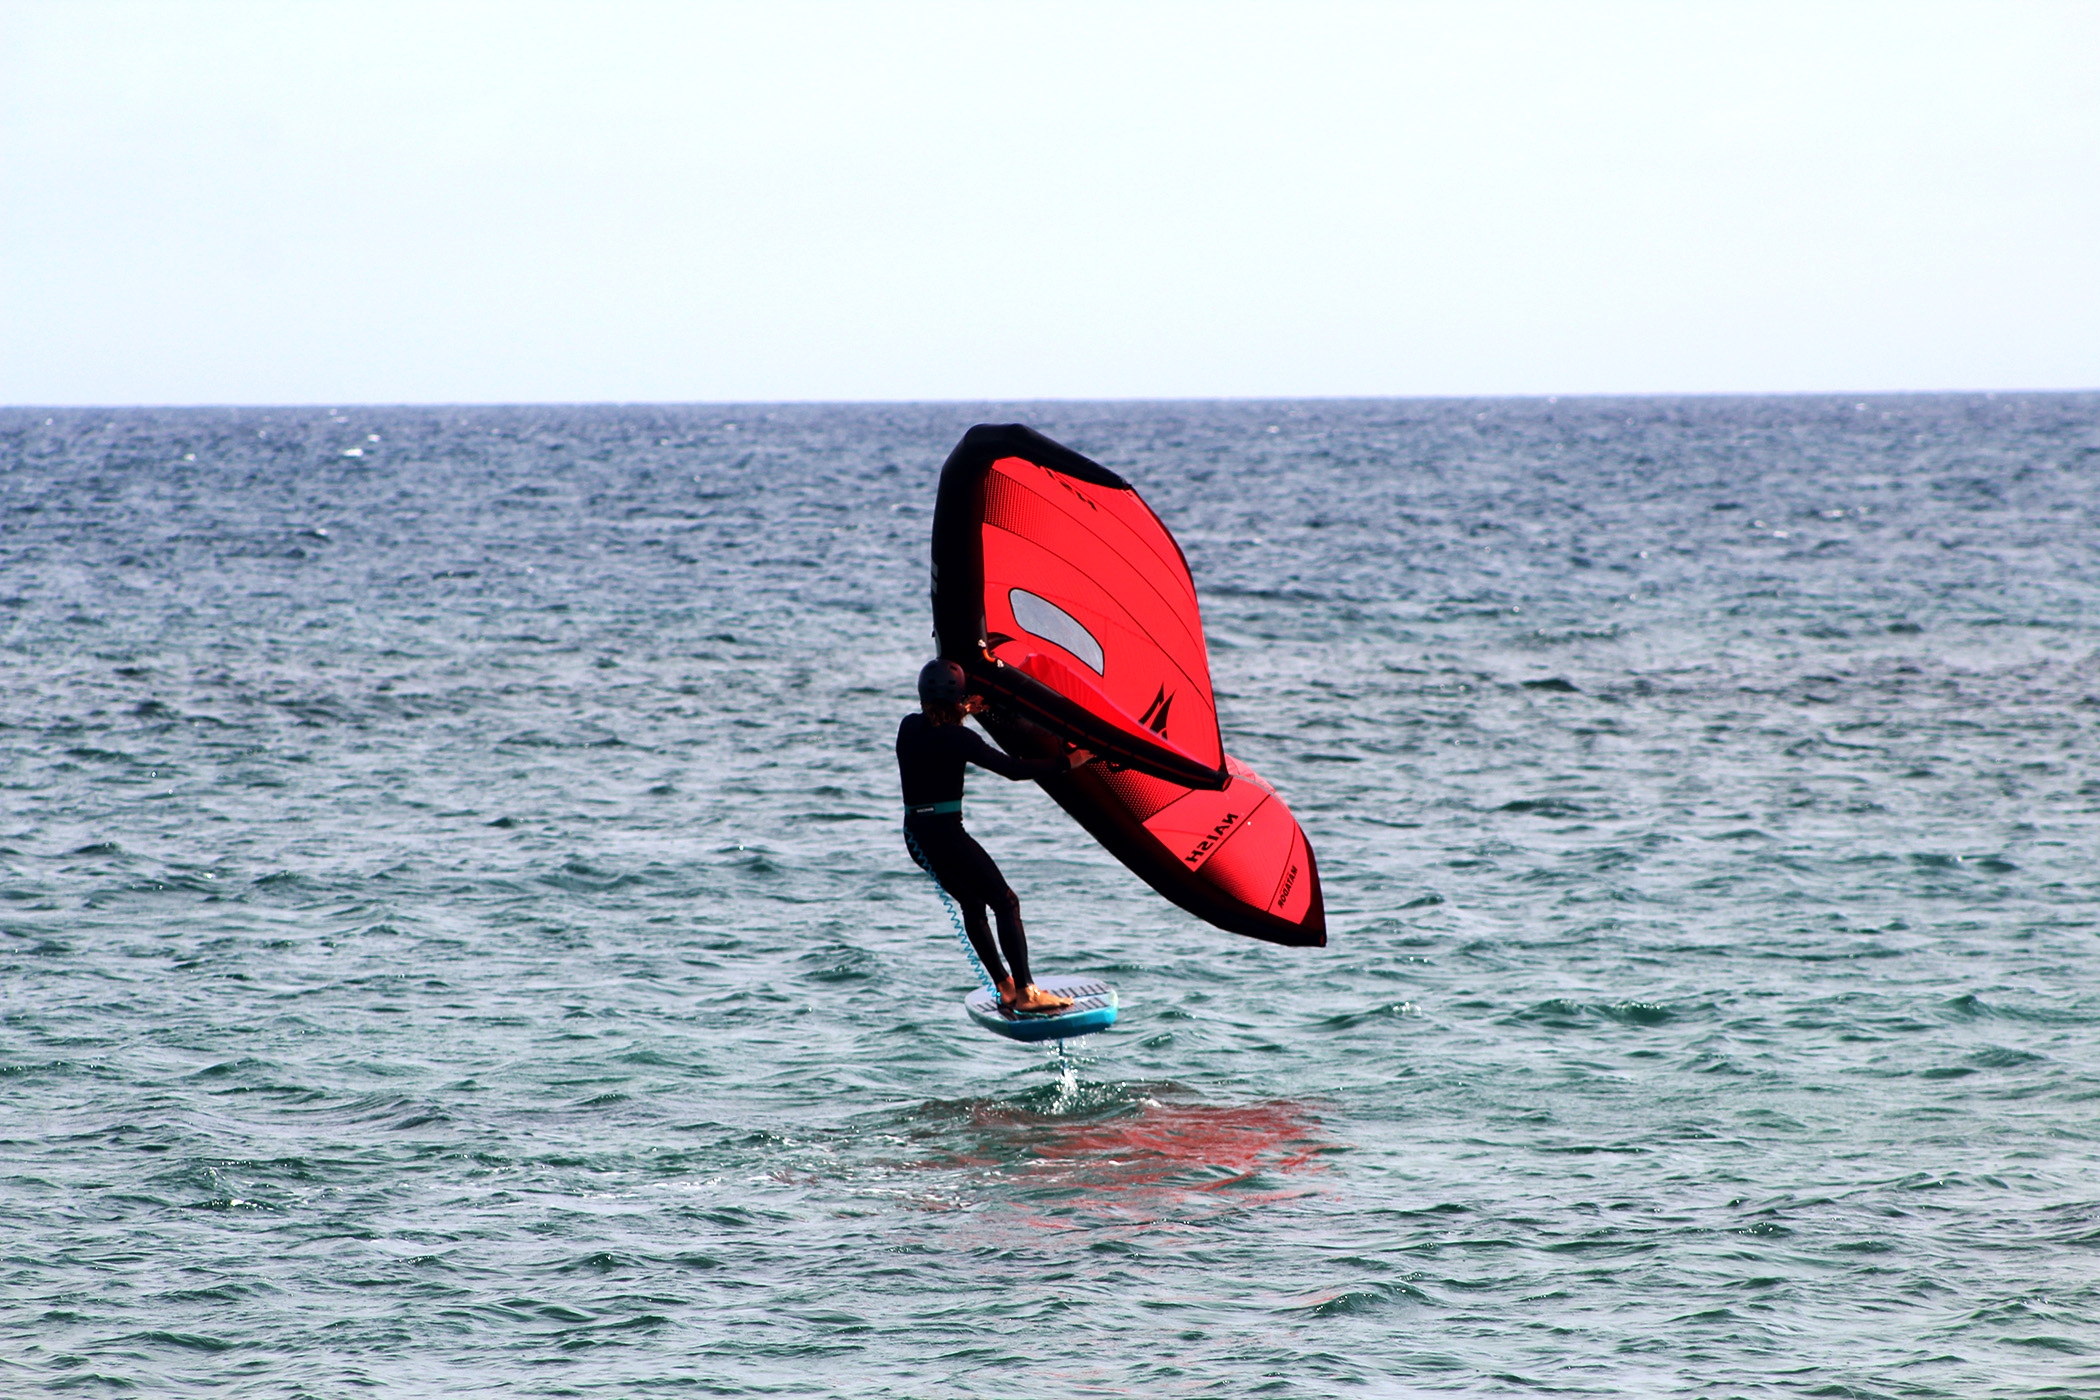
(4, 396), (2099, 1396)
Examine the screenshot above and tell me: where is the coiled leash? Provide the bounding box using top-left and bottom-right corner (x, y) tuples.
(903, 819), (997, 995)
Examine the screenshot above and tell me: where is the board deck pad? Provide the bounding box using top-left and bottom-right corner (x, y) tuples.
(964, 975), (1119, 1042)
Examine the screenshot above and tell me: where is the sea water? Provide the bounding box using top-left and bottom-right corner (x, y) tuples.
(3, 396), (2098, 1397)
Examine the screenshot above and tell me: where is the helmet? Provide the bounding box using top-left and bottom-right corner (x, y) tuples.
(917, 659), (968, 706)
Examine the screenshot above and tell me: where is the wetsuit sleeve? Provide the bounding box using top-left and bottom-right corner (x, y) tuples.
(943, 725), (1065, 782)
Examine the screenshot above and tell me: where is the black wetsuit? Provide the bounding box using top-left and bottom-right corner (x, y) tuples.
(896, 711), (1064, 989)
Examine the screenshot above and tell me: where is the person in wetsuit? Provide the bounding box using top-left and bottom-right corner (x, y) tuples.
(899, 659), (1092, 1014)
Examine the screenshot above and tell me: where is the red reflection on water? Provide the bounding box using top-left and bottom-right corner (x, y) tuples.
(936, 1096), (1335, 1228)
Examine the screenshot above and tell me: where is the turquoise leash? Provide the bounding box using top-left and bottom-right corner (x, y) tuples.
(903, 821), (997, 995)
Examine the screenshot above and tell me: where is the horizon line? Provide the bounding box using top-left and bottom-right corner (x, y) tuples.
(6, 385), (2098, 413)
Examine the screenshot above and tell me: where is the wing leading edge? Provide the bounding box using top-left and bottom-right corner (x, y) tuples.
(930, 424), (1328, 948)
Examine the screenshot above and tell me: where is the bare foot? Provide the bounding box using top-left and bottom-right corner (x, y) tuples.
(1005, 983), (1074, 1014)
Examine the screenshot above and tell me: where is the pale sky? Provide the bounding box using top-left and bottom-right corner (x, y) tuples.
(3, 1), (2096, 405)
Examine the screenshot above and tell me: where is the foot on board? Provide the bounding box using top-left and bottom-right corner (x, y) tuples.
(1002, 983), (1075, 1015)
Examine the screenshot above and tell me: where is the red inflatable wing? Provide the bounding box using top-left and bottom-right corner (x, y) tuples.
(1020, 744), (1327, 948)
(932, 425), (1327, 948)
(931, 425), (1227, 790)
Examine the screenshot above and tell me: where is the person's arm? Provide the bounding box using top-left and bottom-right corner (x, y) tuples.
(945, 725), (1084, 781)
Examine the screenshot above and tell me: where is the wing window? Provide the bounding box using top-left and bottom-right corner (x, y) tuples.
(1009, 588), (1105, 675)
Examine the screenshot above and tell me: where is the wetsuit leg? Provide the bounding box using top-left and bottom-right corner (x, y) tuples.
(905, 821), (1007, 983)
(985, 885), (1033, 991)
(905, 820), (1032, 988)
(951, 895), (1009, 988)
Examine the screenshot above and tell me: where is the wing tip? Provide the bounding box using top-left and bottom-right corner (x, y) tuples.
(949, 423), (1132, 492)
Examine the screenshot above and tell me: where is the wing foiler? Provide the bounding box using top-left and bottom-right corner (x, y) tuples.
(929, 424), (1326, 948)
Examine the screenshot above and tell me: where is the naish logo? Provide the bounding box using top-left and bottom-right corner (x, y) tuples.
(1139, 685), (1174, 736)
(1183, 812), (1240, 865)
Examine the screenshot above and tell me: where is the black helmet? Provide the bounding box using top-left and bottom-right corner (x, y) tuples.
(917, 659), (967, 706)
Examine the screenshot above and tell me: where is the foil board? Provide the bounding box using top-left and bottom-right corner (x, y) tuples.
(963, 975), (1118, 1042)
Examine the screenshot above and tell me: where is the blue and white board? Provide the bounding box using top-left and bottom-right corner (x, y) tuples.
(964, 975), (1118, 1042)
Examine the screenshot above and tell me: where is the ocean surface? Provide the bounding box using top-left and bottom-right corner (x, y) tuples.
(4, 395), (2099, 1398)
